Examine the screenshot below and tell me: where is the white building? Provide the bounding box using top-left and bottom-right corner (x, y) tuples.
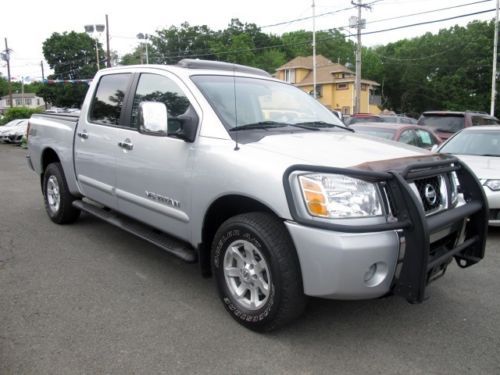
(0, 93), (45, 113)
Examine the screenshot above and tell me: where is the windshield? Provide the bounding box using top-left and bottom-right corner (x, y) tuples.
(440, 130), (500, 156)
(191, 75), (344, 130)
(350, 126), (395, 140)
(418, 114), (464, 133)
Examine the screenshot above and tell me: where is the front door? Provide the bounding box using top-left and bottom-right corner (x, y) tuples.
(74, 73), (133, 209)
(114, 72), (198, 241)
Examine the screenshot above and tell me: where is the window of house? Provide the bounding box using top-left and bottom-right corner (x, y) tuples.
(130, 73), (192, 135)
(89, 73), (131, 126)
(310, 85), (322, 98)
(284, 69), (295, 83)
(37, 99), (40, 105)
(15, 99), (22, 106)
(6, 99), (11, 106)
(336, 83), (348, 90)
(25, 98), (32, 105)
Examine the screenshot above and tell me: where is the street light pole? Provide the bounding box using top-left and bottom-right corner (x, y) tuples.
(137, 33), (149, 64)
(84, 24), (105, 71)
(491, 0), (499, 116)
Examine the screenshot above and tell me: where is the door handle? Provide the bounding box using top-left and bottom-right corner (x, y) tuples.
(77, 130), (89, 139)
(118, 138), (134, 151)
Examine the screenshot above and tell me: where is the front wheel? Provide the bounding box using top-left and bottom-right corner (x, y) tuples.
(212, 212), (306, 331)
(43, 162), (80, 224)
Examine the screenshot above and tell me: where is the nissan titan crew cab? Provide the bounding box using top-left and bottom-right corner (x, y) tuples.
(27, 60), (488, 331)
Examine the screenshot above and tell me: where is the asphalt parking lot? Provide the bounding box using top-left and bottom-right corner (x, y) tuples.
(1, 144), (499, 375)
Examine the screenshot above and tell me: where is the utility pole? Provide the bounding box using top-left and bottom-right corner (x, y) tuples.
(41, 61), (47, 109)
(491, 0), (499, 116)
(351, 1), (370, 114)
(312, 0), (317, 99)
(105, 14), (111, 67)
(3, 38), (13, 108)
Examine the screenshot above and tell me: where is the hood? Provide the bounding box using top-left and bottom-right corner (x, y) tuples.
(246, 131), (429, 169)
(454, 154), (500, 179)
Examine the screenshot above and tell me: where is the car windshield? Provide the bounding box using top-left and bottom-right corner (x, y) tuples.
(351, 126), (395, 140)
(418, 114), (464, 133)
(440, 130), (500, 156)
(191, 75), (345, 131)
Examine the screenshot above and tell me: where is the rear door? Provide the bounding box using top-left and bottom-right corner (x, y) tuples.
(74, 73), (133, 209)
(114, 71), (199, 240)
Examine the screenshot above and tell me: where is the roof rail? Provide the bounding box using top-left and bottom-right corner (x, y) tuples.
(177, 59), (271, 77)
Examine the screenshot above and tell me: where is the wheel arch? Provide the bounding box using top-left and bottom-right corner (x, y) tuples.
(40, 148), (61, 192)
(199, 194), (282, 277)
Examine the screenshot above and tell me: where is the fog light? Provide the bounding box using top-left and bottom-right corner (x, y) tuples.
(364, 264), (377, 283)
(363, 262), (388, 287)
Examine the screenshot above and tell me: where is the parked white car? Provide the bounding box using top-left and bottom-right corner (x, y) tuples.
(437, 125), (500, 226)
(0, 119), (29, 143)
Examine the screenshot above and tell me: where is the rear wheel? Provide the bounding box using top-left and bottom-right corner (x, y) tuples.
(212, 212), (306, 331)
(43, 162), (80, 224)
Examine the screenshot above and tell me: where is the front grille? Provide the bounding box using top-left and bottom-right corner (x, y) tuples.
(414, 176), (443, 213)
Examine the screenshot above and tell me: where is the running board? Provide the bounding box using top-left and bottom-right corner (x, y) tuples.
(72, 200), (197, 263)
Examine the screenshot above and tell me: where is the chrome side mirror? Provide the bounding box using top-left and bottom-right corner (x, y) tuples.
(138, 102), (168, 134)
(430, 144), (439, 153)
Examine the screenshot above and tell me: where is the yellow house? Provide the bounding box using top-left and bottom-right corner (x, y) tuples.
(275, 55), (381, 115)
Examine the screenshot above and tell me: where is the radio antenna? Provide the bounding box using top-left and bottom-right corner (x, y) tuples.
(232, 64), (240, 151)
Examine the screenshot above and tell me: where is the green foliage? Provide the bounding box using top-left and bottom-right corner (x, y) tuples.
(0, 107), (42, 125)
(370, 20), (497, 116)
(36, 83), (89, 109)
(120, 46), (143, 65)
(38, 31), (101, 108)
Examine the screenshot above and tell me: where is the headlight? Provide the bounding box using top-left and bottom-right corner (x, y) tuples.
(298, 173), (383, 218)
(484, 179), (500, 191)
(450, 171), (459, 204)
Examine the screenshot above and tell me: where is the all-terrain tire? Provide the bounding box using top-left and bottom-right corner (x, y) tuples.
(212, 212), (307, 332)
(43, 162), (80, 224)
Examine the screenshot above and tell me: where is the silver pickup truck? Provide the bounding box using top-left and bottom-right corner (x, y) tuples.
(27, 60), (488, 331)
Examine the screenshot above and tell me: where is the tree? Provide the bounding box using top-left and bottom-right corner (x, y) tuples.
(152, 23), (217, 64)
(38, 31), (102, 108)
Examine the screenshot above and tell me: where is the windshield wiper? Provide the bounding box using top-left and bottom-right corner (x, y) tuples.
(294, 121), (354, 132)
(478, 154), (500, 157)
(229, 121), (288, 131)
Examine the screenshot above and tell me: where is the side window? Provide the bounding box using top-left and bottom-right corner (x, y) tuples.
(416, 129), (437, 148)
(399, 130), (419, 146)
(131, 73), (191, 133)
(89, 74), (131, 126)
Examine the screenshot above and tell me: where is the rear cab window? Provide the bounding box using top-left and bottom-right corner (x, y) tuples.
(89, 74), (131, 126)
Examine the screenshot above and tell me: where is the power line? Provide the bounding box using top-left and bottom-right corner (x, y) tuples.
(359, 8), (495, 36)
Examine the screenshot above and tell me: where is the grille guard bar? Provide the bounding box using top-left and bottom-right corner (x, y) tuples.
(283, 156), (488, 304)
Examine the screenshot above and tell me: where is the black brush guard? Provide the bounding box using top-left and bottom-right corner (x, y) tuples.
(283, 156), (488, 304)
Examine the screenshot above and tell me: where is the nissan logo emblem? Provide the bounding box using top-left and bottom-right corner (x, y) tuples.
(424, 184), (438, 206)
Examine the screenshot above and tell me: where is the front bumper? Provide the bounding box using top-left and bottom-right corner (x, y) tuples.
(483, 187), (500, 226)
(283, 157), (488, 303)
(286, 222), (400, 299)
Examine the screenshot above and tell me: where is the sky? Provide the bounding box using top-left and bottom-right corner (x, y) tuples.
(0, 0), (497, 81)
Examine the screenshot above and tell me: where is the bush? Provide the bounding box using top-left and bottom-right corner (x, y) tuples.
(0, 107), (42, 125)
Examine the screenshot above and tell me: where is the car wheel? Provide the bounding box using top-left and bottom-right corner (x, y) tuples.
(43, 162), (80, 224)
(212, 212), (306, 331)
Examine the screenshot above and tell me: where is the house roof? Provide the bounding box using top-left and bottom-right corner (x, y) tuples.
(276, 55), (336, 70)
(277, 55), (379, 87)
